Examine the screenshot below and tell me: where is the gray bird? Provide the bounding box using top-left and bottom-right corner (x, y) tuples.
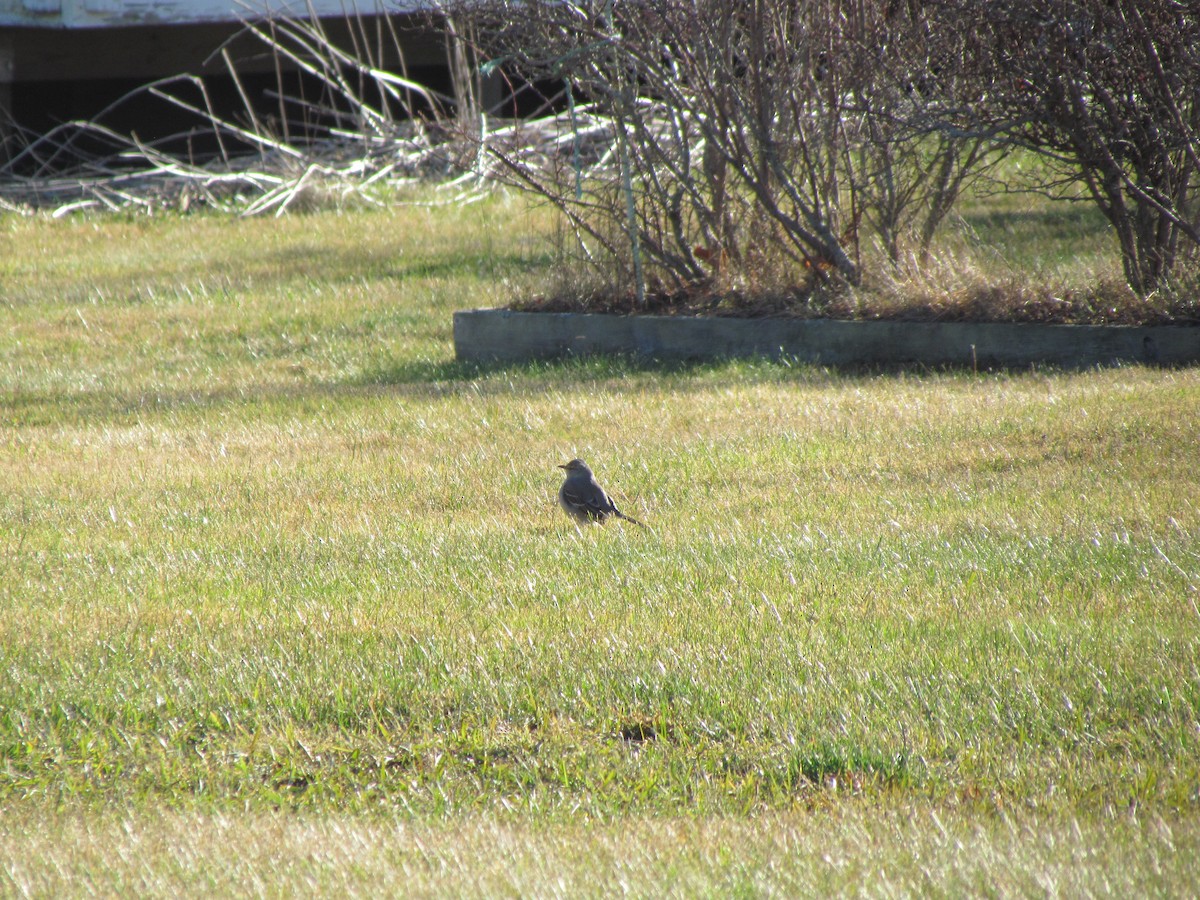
(557, 459), (648, 528)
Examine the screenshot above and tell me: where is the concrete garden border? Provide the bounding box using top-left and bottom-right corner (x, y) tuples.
(454, 309), (1199, 369)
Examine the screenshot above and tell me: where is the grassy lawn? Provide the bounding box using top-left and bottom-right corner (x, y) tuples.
(2, 192), (1199, 894)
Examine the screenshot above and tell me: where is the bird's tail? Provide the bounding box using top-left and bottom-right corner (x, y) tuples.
(616, 510), (650, 530)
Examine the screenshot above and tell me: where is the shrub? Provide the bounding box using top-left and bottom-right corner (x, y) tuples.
(449, 0), (1002, 304)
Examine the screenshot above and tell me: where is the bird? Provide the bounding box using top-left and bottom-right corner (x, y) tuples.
(557, 458), (648, 529)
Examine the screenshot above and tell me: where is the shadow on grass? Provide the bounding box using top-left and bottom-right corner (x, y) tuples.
(354, 346), (989, 385)
(5, 353), (1034, 428)
(353, 354), (769, 387)
(355, 351), (1056, 395)
(961, 204), (1111, 235)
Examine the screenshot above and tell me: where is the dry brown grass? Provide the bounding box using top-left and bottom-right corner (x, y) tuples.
(515, 249), (1200, 324)
(3, 803), (1197, 897)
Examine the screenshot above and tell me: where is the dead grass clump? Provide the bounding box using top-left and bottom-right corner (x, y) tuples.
(511, 276), (1200, 325)
(514, 280), (826, 318)
(514, 250), (1200, 325)
(854, 250), (1200, 324)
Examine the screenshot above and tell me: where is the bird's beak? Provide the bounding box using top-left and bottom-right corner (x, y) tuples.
(557, 464), (567, 470)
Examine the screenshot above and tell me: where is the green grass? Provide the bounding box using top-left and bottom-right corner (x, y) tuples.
(2, 193), (1199, 894)
(951, 154), (1116, 277)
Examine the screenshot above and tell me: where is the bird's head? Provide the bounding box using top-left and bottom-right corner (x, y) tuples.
(558, 458), (590, 474)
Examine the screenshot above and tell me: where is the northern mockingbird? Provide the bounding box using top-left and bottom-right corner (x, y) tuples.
(557, 458), (648, 529)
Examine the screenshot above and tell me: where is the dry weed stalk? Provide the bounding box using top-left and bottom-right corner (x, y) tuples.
(0, 5), (489, 216)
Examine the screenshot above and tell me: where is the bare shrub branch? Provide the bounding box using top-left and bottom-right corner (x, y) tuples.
(445, 0), (1010, 304)
(926, 0), (1200, 293)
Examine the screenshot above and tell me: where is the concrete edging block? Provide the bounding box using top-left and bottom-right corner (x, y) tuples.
(453, 308), (1199, 369)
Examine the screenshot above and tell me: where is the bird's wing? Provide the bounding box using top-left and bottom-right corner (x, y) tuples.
(562, 481), (615, 518)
